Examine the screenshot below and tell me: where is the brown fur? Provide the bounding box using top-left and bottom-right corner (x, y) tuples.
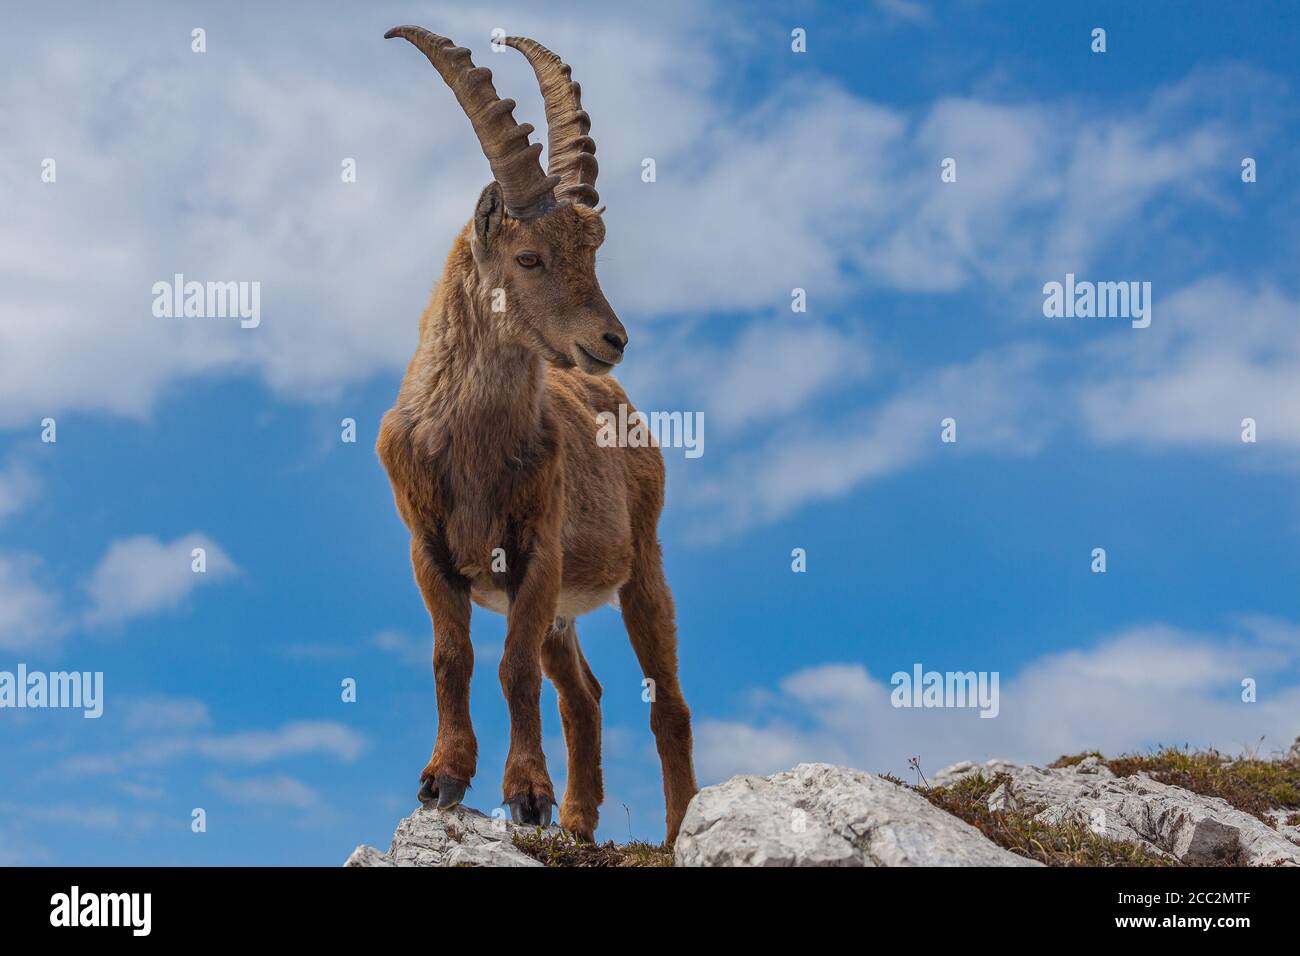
(376, 190), (697, 841)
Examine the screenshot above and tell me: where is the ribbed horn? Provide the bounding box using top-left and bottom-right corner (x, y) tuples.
(502, 36), (599, 208)
(385, 25), (559, 218)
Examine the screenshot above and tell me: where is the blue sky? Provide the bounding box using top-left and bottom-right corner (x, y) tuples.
(2, 0), (1299, 864)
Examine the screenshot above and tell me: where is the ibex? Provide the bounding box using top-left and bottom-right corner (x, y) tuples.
(376, 26), (698, 842)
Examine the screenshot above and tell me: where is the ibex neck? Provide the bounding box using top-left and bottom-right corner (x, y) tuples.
(408, 260), (546, 445)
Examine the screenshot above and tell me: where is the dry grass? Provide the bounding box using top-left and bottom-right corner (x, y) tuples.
(919, 771), (1178, 866)
(510, 830), (674, 867)
(1096, 747), (1300, 825)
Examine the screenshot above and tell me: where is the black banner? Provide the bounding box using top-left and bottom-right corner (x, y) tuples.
(0, 864), (1278, 940)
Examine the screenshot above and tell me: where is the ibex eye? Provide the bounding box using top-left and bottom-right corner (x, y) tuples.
(515, 253), (541, 269)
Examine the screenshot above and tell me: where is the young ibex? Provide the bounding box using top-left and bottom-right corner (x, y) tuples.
(376, 26), (697, 841)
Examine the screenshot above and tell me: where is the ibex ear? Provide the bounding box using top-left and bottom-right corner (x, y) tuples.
(471, 181), (507, 256)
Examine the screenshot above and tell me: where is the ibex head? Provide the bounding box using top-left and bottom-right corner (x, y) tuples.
(386, 27), (628, 376)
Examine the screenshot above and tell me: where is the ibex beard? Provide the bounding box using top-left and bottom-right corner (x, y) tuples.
(376, 27), (698, 842)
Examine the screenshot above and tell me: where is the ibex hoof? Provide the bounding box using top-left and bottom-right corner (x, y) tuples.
(504, 792), (553, 827)
(418, 774), (469, 810)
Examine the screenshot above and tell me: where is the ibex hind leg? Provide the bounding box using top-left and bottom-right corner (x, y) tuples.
(618, 541), (697, 843)
(541, 617), (604, 840)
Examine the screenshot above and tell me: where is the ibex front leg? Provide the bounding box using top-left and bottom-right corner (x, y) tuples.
(411, 534), (476, 809)
(500, 526), (561, 826)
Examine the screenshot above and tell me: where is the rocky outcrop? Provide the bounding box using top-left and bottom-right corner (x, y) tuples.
(343, 845), (395, 867)
(347, 757), (1300, 867)
(345, 804), (564, 867)
(934, 755), (1300, 866)
(674, 763), (1041, 867)
(1270, 809), (1300, 847)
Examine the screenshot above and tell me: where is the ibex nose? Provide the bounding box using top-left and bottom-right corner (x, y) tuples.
(603, 330), (628, 354)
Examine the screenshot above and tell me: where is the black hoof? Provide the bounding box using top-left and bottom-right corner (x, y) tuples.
(418, 774), (469, 810)
(504, 792), (553, 827)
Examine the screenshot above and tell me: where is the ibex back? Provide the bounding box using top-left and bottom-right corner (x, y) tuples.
(376, 26), (698, 842)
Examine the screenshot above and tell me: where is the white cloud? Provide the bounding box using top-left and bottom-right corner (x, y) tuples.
(873, 0), (932, 25)
(686, 343), (1050, 537)
(195, 721), (366, 764)
(0, 3), (735, 426)
(60, 719), (366, 776)
(0, 553), (66, 653)
(0, 532), (233, 651)
(0, 799), (173, 838)
(0, 801), (122, 830)
(854, 81), (1238, 293)
(629, 66), (1259, 535)
(606, 82), (906, 316)
(624, 317), (873, 433)
(0, 459), (39, 520)
(679, 270), (1300, 537)
(865, 99), (1059, 291)
(0, 463), (60, 653)
(0, 7), (1286, 553)
(278, 630), (432, 665)
(0, 833), (43, 866)
(0, 4), (1254, 436)
(208, 773), (321, 809)
(370, 629), (429, 667)
(279, 641), (353, 661)
(82, 533), (236, 629)
(694, 618), (1300, 784)
(1079, 278), (1300, 449)
(122, 696), (212, 733)
(114, 781), (165, 801)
